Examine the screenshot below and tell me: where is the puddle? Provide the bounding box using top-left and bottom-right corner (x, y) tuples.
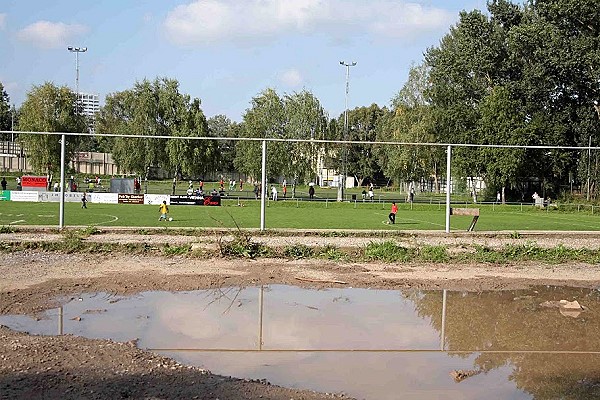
(2, 285), (600, 399)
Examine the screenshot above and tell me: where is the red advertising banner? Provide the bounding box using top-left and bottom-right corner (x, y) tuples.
(21, 176), (48, 188)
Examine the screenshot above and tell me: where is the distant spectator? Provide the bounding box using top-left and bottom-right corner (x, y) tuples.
(253, 183), (259, 199)
(271, 186), (278, 201)
(1, 177), (6, 191)
(308, 184), (315, 200)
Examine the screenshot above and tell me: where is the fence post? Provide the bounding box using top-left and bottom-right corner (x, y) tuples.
(260, 140), (267, 230)
(445, 145), (451, 233)
(326, 198), (328, 208)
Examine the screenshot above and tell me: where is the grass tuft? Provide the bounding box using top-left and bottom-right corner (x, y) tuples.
(283, 244), (314, 259)
(363, 240), (411, 262)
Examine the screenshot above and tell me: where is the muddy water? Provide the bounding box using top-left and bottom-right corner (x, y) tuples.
(2, 285), (600, 399)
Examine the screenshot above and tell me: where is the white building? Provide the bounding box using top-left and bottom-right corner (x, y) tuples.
(77, 92), (100, 132)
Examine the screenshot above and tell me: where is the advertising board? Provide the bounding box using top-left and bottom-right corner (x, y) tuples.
(169, 195), (221, 206)
(117, 193), (145, 204)
(10, 191), (40, 202)
(89, 193), (119, 204)
(144, 194), (170, 205)
(21, 176), (47, 188)
(39, 192), (83, 202)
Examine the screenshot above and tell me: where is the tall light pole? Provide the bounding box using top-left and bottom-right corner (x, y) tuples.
(60, 46), (87, 229)
(339, 61), (356, 201)
(67, 46), (87, 113)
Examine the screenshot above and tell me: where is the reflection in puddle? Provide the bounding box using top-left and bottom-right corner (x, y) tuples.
(2, 285), (600, 399)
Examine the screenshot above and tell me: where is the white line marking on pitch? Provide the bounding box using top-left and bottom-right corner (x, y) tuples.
(10, 220), (25, 224)
(93, 214), (119, 225)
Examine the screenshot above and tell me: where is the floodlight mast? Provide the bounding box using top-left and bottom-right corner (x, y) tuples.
(60, 46), (87, 229)
(339, 61), (356, 201)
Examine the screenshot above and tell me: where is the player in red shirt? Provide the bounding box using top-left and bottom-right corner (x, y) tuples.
(388, 202), (398, 224)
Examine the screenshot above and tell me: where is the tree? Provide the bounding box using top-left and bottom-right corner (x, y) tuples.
(0, 82), (11, 138)
(234, 89), (285, 181)
(424, 0), (600, 199)
(207, 114), (239, 176)
(234, 88), (327, 183)
(335, 104), (386, 187)
(377, 63), (444, 191)
(96, 77), (212, 178)
(18, 82), (86, 174)
(283, 90), (327, 182)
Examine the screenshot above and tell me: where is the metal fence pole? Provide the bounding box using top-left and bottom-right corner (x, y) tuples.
(260, 140), (266, 231)
(445, 145), (452, 233)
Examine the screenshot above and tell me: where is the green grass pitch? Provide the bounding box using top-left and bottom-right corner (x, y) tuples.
(0, 200), (598, 232)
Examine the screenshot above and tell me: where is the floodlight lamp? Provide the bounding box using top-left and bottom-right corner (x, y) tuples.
(67, 46), (73, 51)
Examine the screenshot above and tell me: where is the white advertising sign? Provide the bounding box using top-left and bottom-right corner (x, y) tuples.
(145, 194), (170, 205)
(39, 192), (83, 202)
(10, 191), (39, 202)
(89, 193), (119, 204)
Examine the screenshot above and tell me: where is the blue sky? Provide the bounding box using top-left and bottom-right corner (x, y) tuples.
(0, 0), (487, 122)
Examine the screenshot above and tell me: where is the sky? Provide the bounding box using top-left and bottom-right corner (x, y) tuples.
(0, 0), (487, 122)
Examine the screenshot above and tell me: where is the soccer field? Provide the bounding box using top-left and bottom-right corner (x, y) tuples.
(1, 200), (599, 232)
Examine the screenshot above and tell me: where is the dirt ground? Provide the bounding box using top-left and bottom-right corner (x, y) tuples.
(2, 230), (600, 399)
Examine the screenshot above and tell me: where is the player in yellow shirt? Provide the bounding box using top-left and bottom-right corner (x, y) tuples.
(158, 201), (169, 221)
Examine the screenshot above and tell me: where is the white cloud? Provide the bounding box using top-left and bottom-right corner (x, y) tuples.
(279, 68), (303, 87)
(164, 0), (456, 46)
(17, 21), (88, 49)
(0, 13), (6, 30)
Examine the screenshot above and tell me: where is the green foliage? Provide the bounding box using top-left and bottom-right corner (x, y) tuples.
(161, 244), (191, 256)
(377, 63), (443, 190)
(510, 231), (522, 239)
(363, 240), (411, 262)
(0, 226), (15, 234)
(336, 104), (386, 186)
(0, 82), (11, 135)
(424, 1), (600, 199)
(317, 244), (347, 261)
(18, 82), (87, 174)
(418, 245), (449, 262)
(234, 88), (327, 182)
(208, 115), (239, 175)
(80, 226), (100, 236)
(96, 77), (213, 177)
(219, 231), (270, 259)
(283, 244), (313, 259)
